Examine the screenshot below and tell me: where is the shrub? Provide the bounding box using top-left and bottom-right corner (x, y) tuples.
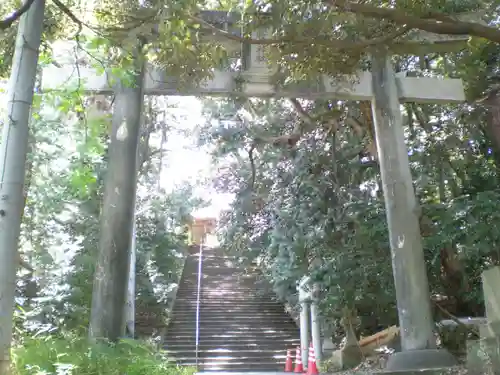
(12, 333), (195, 375)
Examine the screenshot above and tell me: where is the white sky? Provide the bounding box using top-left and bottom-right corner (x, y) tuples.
(155, 96), (233, 218)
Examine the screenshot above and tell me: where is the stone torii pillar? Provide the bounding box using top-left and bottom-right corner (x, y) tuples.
(310, 283), (322, 362)
(370, 49), (457, 371)
(298, 276), (322, 366)
(298, 278), (310, 367)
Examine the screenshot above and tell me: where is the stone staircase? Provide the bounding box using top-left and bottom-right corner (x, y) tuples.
(163, 246), (300, 371)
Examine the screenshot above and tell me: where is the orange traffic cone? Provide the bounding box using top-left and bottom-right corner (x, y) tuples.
(306, 343), (319, 375)
(293, 346), (303, 373)
(285, 349), (293, 372)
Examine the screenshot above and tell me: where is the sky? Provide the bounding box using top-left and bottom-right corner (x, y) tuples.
(154, 96), (233, 219)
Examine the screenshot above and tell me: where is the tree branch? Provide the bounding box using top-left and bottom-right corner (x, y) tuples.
(247, 143), (257, 191)
(189, 13), (409, 49)
(51, 0), (157, 36)
(0, 0), (37, 29)
(326, 1), (499, 43)
(18, 253), (34, 272)
(51, 0), (84, 35)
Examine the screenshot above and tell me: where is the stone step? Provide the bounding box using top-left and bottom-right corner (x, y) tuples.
(173, 305), (286, 310)
(179, 299), (277, 303)
(175, 296), (275, 300)
(168, 319), (294, 325)
(165, 349), (289, 357)
(168, 325), (297, 332)
(169, 317), (296, 322)
(191, 276), (259, 279)
(172, 308), (287, 313)
(182, 266), (249, 270)
(178, 285), (262, 289)
(164, 343), (299, 349)
(166, 325), (298, 331)
(171, 363), (286, 371)
(166, 333), (298, 340)
(180, 278), (260, 283)
(198, 264), (251, 268)
(179, 290), (271, 293)
(175, 298), (283, 308)
(176, 289), (267, 293)
(188, 258), (243, 261)
(184, 265), (251, 268)
(170, 311), (291, 317)
(167, 354), (288, 362)
(175, 290), (263, 294)
(175, 292), (270, 296)
(169, 320), (296, 327)
(167, 356), (288, 363)
(180, 284), (260, 287)
(173, 304), (281, 308)
(164, 343), (300, 351)
(163, 339), (300, 347)
(172, 305), (287, 311)
(199, 267), (254, 270)
(196, 366), (285, 372)
(173, 303), (283, 308)
(190, 274), (254, 278)
(171, 315), (295, 322)
(165, 330), (298, 336)
(178, 282), (260, 286)
(193, 274), (259, 278)
(170, 311), (295, 324)
(173, 304), (285, 309)
(167, 359), (286, 370)
(164, 334), (299, 341)
(163, 346), (300, 354)
(174, 298), (279, 302)
(172, 308), (285, 313)
(174, 295), (270, 299)
(165, 330), (299, 337)
(174, 295), (274, 299)
(174, 299), (277, 303)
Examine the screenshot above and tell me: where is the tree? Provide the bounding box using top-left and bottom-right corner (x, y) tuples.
(0, 0), (45, 372)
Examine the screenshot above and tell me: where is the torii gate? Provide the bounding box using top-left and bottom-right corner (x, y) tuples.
(41, 10), (481, 372)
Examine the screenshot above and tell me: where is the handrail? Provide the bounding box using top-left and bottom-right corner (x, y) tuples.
(195, 241), (204, 371)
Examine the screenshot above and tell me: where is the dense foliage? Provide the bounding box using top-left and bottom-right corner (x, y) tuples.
(12, 334), (196, 375)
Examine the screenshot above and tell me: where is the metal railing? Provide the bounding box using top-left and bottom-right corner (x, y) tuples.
(195, 241), (204, 370)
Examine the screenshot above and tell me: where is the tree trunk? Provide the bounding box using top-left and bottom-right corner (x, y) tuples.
(89, 48), (145, 342)
(0, 0), (45, 372)
(124, 220), (137, 338)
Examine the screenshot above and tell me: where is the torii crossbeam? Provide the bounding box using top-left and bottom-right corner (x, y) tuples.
(41, 11), (480, 104)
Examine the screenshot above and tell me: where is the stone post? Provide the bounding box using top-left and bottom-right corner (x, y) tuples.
(370, 49), (457, 372)
(299, 277), (311, 367)
(477, 267), (500, 373)
(311, 283), (322, 363)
